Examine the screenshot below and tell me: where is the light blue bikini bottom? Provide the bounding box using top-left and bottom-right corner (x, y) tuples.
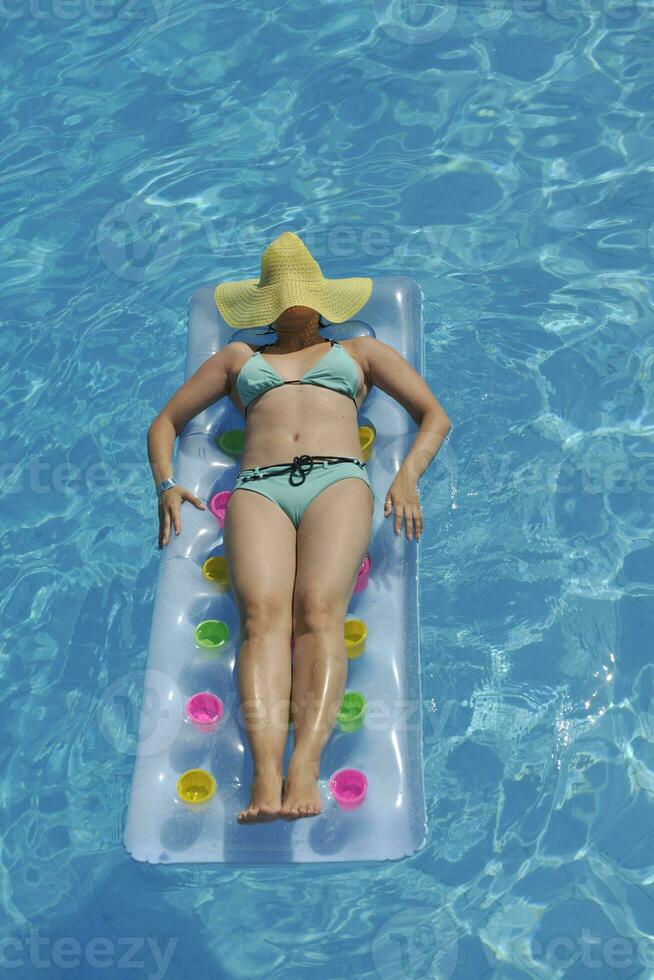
(232, 454), (374, 528)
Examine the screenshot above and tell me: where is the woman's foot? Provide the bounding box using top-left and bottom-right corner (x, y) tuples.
(237, 765), (283, 823)
(280, 751), (323, 820)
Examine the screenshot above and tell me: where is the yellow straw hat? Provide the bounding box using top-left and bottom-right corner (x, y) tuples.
(215, 231), (373, 329)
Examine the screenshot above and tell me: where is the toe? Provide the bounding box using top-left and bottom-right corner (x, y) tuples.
(239, 804), (259, 823)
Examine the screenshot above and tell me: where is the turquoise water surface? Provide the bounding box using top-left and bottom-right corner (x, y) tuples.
(2, 1), (654, 977)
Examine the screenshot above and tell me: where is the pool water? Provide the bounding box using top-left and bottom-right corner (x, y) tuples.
(2, 1), (654, 977)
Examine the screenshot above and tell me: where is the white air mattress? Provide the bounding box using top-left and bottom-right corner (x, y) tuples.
(123, 277), (426, 863)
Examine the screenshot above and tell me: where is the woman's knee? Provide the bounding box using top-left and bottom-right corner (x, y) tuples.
(239, 594), (293, 641)
(293, 589), (346, 636)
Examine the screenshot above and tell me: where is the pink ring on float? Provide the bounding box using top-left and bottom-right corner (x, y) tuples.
(353, 553), (371, 593)
(329, 768), (368, 811)
(185, 692), (224, 729)
(209, 491), (232, 527)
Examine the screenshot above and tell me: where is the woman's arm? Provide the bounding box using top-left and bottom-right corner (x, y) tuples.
(148, 345), (235, 548)
(360, 336), (453, 541)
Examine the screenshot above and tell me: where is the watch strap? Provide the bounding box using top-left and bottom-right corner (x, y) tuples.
(156, 478), (177, 497)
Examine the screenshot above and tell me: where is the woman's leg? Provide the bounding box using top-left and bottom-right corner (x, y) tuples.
(224, 487), (297, 823)
(281, 477), (374, 819)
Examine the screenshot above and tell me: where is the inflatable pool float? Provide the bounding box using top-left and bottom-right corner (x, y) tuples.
(123, 277), (426, 864)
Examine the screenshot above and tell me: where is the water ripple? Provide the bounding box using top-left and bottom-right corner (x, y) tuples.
(1, 0), (654, 976)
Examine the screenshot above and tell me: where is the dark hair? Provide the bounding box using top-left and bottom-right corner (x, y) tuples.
(264, 313), (330, 334)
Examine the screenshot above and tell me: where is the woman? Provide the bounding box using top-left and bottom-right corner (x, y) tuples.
(147, 232), (452, 824)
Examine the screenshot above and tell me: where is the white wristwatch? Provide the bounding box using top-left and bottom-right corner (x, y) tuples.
(156, 478), (177, 497)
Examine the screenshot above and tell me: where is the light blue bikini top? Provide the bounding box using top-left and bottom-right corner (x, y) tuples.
(235, 339), (361, 417)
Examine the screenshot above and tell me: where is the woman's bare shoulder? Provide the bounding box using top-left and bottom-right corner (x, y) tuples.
(339, 335), (370, 355)
(341, 335), (380, 369)
(219, 340), (259, 360)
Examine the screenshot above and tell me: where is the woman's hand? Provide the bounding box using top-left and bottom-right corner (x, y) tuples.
(384, 471), (423, 541)
(158, 486), (206, 548)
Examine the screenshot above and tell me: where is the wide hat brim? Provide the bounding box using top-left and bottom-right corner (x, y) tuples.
(215, 275), (373, 329)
